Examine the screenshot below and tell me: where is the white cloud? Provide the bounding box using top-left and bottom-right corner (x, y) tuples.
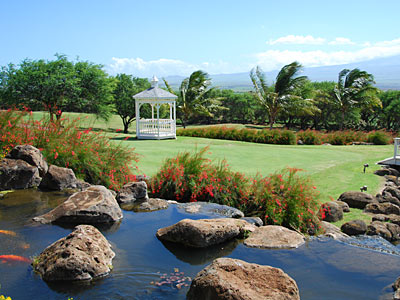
(107, 57), (198, 77)
(255, 41), (400, 71)
(267, 35), (326, 45)
(107, 37), (400, 76)
(374, 38), (400, 46)
(107, 57), (246, 77)
(329, 37), (355, 45)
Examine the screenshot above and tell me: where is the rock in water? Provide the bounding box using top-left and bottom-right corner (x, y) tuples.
(244, 225), (305, 249)
(116, 181), (149, 204)
(39, 164), (79, 191)
(338, 191), (376, 209)
(0, 158), (41, 190)
(156, 218), (255, 248)
(33, 225), (115, 281)
(6, 144), (48, 176)
(121, 198), (169, 212)
(177, 201), (244, 218)
(187, 257), (300, 300)
(321, 221), (349, 240)
(33, 185), (123, 224)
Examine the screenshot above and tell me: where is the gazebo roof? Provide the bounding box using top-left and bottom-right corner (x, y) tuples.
(133, 86), (177, 100)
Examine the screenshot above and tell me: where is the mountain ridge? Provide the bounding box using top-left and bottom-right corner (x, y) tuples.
(163, 55), (400, 91)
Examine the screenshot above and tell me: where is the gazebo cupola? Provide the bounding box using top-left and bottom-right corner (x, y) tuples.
(133, 76), (177, 140)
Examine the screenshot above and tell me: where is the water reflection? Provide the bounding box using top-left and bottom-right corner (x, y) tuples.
(160, 238), (241, 265)
(1, 189), (400, 300)
(53, 219), (122, 234)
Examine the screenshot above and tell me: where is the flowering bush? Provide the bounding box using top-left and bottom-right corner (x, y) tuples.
(297, 130), (322, 145)
(150, 148), (321, 233)
(149, 147), (248, 205)
(244, 168), (321, 233)
(178, 126), (394, 146)
(0, 109), (138, 190)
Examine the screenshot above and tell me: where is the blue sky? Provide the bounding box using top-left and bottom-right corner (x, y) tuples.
(1, 0), (400, 77)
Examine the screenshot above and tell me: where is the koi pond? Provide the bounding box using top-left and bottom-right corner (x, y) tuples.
(0, 189), (399, 299)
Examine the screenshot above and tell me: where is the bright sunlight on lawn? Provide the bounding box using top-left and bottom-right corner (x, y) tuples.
(114, 136), (392, 203)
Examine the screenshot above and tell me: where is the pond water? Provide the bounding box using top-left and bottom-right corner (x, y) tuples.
(0, 190), (399, 300)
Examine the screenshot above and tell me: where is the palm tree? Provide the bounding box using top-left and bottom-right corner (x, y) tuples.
(250, 62), (308, 129)
(333, 68), (380, 130)
(164, 70), (221, 128)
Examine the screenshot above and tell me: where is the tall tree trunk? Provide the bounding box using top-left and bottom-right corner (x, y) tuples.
(123, 119), (129, 134)
(340, 110), (345, 130)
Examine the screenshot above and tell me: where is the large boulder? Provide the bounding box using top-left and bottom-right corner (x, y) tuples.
(337, 191), (376, 209)
(340, 220), (367, 236)
(374, 168), (400, 177)
(393, 277), (400, 300)
(156, 218), (254, 248)
(382, 186), (400, 201)
(319, 201), (343, 222)
(33, 185), (123, 224)
(364, 202), (400, 215)
(6, 144), (48, 176)
(177, 202), (244, 218)
(0, 158), (41, 190)
(372, 214), (400, 225)
(116, 181), (148, 204)
(187, 257), (300, 300)
(121, 198), (169, 212)
(320, 221), (349, 240)
(366, 221), (392, 241)
(39, 164), (79, 191)
(376, 192), (400, 207)
(386, 223), (400, 242)
(33, 225), (115, 281)
(244, 225), (305, 249)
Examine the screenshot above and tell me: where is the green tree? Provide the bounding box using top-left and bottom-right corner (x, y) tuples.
(280, 79), (320, 129)
(250, 62), (308, 129)
(67, 61), (114, 119)
(164, 70), (220, 128)
(333, 68), (380, 130)
(378, 90), (400, 130)
(0, 55), (113, 121)
(113, 74), (150, 133)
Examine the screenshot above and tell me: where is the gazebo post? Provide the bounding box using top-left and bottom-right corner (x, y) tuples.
(173, 101), (176, 134)
(156, 104), (160, 139)
(135, 101), (140, 139)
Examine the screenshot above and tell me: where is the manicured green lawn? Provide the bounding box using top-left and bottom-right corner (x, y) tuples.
(115, 136), (392, 202)
(31, 111), (395, 224)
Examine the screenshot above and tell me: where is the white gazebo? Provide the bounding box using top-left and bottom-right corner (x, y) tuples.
(133, 76), (177, 140)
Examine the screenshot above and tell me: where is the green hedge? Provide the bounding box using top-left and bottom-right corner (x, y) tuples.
(177, 127), (395, 145)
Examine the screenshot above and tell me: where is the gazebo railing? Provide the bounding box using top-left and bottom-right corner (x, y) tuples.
(138, 119), (175, 136)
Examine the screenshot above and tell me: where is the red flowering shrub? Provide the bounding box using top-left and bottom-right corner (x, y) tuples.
(150, 147), (321, 233)
(149, 147), (248, 206)
(245, 168), (321, 233)
(297, 130), (322, 145)
(0, 109), (138, 190)
(178, 126), (394, 146)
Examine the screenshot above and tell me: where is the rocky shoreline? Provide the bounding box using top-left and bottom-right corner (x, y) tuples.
(1, 144), (400, 299)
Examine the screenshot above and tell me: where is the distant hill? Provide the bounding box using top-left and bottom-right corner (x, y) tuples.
(163, 55), (400, 91)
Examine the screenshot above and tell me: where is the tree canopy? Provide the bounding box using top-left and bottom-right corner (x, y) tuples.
(112, 74), (150, 133)
(0, 55), (113, 120)
(250, 62), (309, 129)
